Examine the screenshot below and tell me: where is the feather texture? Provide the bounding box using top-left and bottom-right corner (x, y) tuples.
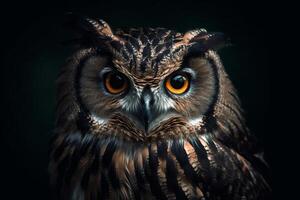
(49, 17), (271, 200)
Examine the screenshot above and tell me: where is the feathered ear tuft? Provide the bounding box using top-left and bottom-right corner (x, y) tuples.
(184, 29), (230, 52)
(62, 13), (124, 47)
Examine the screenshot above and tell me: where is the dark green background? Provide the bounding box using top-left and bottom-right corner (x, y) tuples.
(0, 0), (274, 199)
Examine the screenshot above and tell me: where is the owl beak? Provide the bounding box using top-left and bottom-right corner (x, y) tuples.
(139, 86), (155, 133)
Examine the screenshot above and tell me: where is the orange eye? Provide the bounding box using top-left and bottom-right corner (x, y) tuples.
(165, 74), (190, 95)
(104, 72), (128, 94)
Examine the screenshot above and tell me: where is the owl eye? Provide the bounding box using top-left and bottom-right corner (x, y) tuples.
(165, 73), (190, 95)
(103, 72), (128, 94)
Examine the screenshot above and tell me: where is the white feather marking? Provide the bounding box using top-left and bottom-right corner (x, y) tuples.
(91, 113), (106, 125)
(189, 116), (204, 126)
(119, 97), (140, 112)
(154, 89), (175, 112)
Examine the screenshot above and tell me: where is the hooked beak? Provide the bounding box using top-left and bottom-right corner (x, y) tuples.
(129, 85), (179, 133)
(135, 86), (156, 133)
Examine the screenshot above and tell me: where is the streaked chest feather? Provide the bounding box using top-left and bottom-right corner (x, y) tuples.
(50, 131), (264, 200)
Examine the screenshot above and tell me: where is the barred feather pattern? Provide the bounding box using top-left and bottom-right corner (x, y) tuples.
(49, 20), (270, 200)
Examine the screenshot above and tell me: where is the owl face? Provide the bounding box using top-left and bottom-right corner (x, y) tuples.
(57, 17), (226, 141)
(80, 51), (216, 135)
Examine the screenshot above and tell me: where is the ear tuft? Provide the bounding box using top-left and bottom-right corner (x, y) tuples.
(184, 29), (230, 51)
(63, 13), (123, 46)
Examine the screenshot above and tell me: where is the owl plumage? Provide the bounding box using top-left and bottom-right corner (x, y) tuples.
(49, 15), (271, 200)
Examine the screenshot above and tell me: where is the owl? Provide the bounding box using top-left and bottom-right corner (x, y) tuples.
(49, 15), (271, 200)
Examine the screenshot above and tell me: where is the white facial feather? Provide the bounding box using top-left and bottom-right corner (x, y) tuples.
(119, 87), (141, 112)
(155, 92), (176, 112)
(120, 85), (176, 113)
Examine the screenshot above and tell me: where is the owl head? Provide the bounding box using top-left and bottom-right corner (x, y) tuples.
(56, 15), (238, 143)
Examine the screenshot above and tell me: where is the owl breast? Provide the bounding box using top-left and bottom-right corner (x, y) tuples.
(50, 130), (268, 200)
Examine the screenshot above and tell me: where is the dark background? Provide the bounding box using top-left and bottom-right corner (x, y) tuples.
(0, 0), (279, 199)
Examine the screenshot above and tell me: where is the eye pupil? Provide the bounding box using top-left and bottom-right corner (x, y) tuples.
(109, 74), (125, 89)
(170, 75), (186, 89)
